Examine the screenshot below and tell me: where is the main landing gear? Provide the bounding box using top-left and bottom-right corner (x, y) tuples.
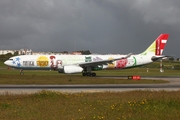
(82, 72), (96, 76)
(82, 67), (96, 77)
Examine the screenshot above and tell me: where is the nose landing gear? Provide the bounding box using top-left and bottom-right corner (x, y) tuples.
(20, 69), (24, 75)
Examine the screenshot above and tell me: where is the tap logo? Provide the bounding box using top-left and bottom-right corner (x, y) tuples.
(36, 56), (49, 67)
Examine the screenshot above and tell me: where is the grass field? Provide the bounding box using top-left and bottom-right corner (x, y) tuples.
(0, 91), (180, 120)
(1, 67), (179, 84)
(0, 61), (180, 120)
(1, 61), (180, 84)
(1, 61), (180, 76)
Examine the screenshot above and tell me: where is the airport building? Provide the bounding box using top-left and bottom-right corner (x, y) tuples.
(18, 49), (33, 55)
(0, 49), (32, 55)
(0, 49), (85, 55)
(0, 50), (16, 55)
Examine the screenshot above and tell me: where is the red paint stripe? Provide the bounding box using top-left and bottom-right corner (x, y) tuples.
(155, 34), (169, 55)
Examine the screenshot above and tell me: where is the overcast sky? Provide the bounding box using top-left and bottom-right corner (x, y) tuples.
(0, 0), (180, 57)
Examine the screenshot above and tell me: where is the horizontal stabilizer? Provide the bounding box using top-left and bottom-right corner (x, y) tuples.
(151, 55), (171, 61)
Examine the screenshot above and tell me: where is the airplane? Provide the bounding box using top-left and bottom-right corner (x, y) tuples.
(4, 34), (169, 76)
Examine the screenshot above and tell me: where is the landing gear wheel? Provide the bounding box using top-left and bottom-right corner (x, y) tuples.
(87, 72), (92, 76)
(82, 72), (96, 77)
(91, 72), (96, 77)
(82, 72), (87, 76)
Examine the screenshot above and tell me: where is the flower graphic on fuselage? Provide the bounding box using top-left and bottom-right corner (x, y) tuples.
(12, 61), (16, 65)
(37, 56), (49, 67)
(17, 62), (21, 67)
(116, 58), (128, 68)
(12, 57), (21, 67)
(16, 57), (20, 62)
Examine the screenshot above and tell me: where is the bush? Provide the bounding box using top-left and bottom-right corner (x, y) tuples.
(174, 65), (180, 70)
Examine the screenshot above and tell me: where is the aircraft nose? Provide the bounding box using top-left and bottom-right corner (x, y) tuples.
(4, 60), (10, 66)
(4, 61), (8, 65)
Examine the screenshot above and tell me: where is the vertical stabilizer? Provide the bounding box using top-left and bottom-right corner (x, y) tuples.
(141, 34), (169, 55)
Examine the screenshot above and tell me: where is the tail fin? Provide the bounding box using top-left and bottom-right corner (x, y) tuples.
(141, 34), (169, 55)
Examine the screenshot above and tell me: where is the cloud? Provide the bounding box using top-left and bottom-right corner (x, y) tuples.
(130, 0), (180, 25)
(0, 0), (179, 57)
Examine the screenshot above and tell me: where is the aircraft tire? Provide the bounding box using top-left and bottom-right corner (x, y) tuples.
(82, 72), (96, 77)
(91, 72), (96, 77)
(82, 72), (87, 76)
(87, 72), (92, 76)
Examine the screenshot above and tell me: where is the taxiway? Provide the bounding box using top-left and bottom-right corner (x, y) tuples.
(0, 77), (179, 94)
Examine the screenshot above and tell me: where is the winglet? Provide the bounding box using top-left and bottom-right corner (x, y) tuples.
(123, 53), (132, 59)
(113, 53), (132, 61)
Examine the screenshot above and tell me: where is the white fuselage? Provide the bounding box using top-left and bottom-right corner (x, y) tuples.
(3, 33), (169, 76)
(4, 54), (153, 70)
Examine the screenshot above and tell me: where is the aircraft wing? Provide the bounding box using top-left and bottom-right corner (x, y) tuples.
(78, 53), (132, 67)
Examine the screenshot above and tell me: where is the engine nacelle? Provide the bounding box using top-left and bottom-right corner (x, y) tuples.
(63, 65), (83, 74)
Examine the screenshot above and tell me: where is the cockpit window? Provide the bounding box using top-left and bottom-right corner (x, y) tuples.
(9, 59), (13, 61)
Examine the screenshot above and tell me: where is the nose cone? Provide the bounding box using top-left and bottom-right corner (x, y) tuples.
(4, 60), (11, 66)
(4, 61), (8, 65)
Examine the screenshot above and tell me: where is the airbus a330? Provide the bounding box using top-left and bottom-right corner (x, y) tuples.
(4, 34), (169, 76)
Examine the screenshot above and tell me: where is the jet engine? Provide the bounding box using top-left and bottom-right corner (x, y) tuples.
(63, 65), (83, 74)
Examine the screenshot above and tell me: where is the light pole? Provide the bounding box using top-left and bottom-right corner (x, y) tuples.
(160, 59), (164, 73)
